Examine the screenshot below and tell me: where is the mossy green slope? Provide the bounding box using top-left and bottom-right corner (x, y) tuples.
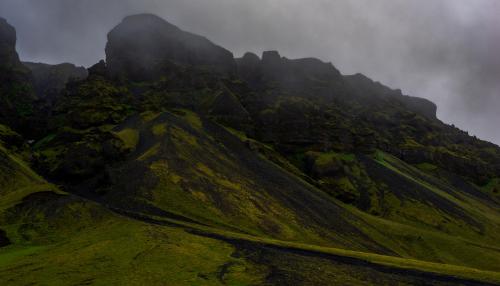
(60, 110), (500, 274)
(0, 145), (498, 285)
(2, 107), (500, 285)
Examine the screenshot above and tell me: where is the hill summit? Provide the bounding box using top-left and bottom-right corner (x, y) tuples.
(106, 13), (236, 81)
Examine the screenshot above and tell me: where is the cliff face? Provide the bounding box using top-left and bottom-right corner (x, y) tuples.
(105, 14), (236, 81)
(0, 18), (36, 135)
(23, 62), (88, 102)
(0, 18), (20, 67)
(345, 73), (437, 119)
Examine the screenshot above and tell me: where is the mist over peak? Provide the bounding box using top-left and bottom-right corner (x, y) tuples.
(0, 0), (498, 145)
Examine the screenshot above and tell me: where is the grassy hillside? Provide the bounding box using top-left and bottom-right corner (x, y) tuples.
(2, 113), (500, 285)
(1, 14), (500, 285)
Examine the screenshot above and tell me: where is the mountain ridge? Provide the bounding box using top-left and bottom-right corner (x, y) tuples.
(0, 14), (499, 285)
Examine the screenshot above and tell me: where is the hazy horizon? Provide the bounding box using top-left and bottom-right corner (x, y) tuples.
(1, 0), (499, 145)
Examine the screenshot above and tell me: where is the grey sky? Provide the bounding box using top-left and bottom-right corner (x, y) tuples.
(1, 0), (499, 144)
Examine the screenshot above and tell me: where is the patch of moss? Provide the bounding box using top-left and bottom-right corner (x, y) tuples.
(415, 162), (438, 172)
(482, 178), (500, 195)
(152, 123), (167, 136)
(114, 128), (139, 151)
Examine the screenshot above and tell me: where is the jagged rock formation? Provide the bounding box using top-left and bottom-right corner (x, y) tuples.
(23, 62), (87, 100)
(0, 18), (19, 67)
(0, 17), (36, 135)
(345, 73), (437, 119)
(237, 50), (345, 98)
(105, 14), (236, 81)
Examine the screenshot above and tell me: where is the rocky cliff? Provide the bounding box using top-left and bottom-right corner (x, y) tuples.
(0, 18), (36, 135)
(105, 14), (236, 81)
(23, 62), (87, 100)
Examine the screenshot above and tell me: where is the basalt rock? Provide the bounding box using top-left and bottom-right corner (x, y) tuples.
(0, 18), (37, 135)
(238, 50), (344, 97)
(345, 73), (437, 119)
(0, 18), (19, 67)
(106, 14), (236, 81)
(23, 62), (88, 100)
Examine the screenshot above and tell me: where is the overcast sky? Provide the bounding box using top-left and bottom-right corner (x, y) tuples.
(1, 0), (499, 145)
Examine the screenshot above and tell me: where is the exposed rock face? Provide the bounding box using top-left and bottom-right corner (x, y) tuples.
(87, 60), (108, 77)
(236, 52), (261, 81)
(23, 62), (88, 98)
(0, 18), (19, 67)
(207, 86), (252, 132)
(106, 14), (236, 81)
(345, 73), (437, 119)
(0, 18), (36, 134)
(399, 95), (437, 120)
(0, 229), (10, 248)
(238, 50), (344, 98)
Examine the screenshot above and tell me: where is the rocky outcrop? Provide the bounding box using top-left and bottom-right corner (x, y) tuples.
(88, 60), (108, 77)
(106, 14), (236, 81)
(0, 18), (19, 67)
(237, 50), (344, 96)
(207, 86), (252, 132)
(0, 18), (36, 134)
(398, 95), (437, 120)
(236, 52), (261, 82)
(345, 73), (437, 119)
(23, 62), (88, 99)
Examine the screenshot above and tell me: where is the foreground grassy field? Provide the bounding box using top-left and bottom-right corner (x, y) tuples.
(0, 165), (499, 286)
(1, 197), (500, 285)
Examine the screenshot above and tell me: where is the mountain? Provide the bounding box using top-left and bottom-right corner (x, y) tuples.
(23, 62), (87, 100)
(106, 14), (236, 81)
(0, 18), (37, 135)
(1, 14), (500, 285)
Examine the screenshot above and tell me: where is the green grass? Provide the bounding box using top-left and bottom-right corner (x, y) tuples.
(2, 114), (500, 285)
(2, 196), (500, 285)
(483, 178), (500, 194)
(0, 214), (266, 285)
(108, 209), (500, 285)
(415, 162), (438, 172)
(314, 151), (355, 167)
(114, 128), (139, 151)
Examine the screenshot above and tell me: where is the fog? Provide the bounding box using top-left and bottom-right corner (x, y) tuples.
(1, 0), (499, 144)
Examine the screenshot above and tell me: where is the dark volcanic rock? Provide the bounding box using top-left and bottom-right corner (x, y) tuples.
(238, 50), (344, 98)
(0, 17), (19, 67)
(261, 50), (282, 66)
(0, 229), (10, 247)
(23, 62), (88, 98)
(0, 18), (37, 134)
(208, 86), (252, 132)
(399, 95), (437, 120)
(236, 52), (261, 81)
(88, 60), (108, 77)
(106, 14), (236, 81)
(345, 73), (437, 119)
